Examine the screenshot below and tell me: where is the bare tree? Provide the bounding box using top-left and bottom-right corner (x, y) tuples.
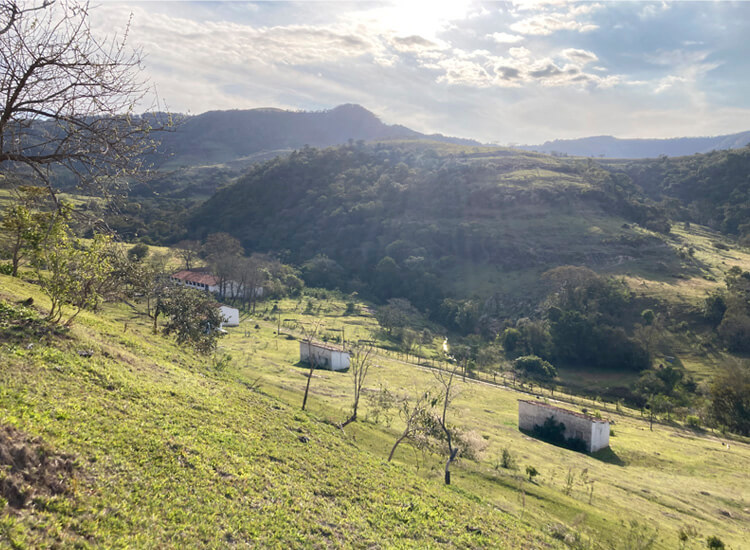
(300, 319), (323, 411)
(433, 362), (462, 485)
(342, 343), (374, 427)
(0, 0), (162, 203)
(174, 240), (201, 270)
(202, 233), (243, 299)
(0, 1), (53, 36)
(388, 390), (434, 462)
(236, 254), (267, 311)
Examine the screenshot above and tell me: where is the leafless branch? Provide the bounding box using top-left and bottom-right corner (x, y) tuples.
(0, 0), (165, 204)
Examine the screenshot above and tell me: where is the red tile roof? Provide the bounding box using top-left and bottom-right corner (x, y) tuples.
(171, 270), (219, 286)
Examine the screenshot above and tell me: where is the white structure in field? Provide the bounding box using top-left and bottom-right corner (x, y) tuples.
(518, 399), (610, 453)
(219, 305), (239, 327)
(299, 341), (350, 371)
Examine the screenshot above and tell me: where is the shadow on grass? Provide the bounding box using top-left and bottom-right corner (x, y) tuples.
(590, 447), (625, 466)
(520, 428), (626, 466)
(292, 360), (349, 373)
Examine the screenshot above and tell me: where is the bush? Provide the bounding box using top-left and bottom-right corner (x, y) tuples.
(514, 355), (556, 381)
(706, 535), (725, 549)
(686, 415), (701, 429)
(525, 465), (538, 481)
(499, 447), (517, 470)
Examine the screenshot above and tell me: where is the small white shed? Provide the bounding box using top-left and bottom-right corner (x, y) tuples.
(299, 341), (350, 371)
(219, 305), (240, 327)
(518, 399), (610, 453)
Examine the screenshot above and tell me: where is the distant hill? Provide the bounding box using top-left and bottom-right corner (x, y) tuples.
(151, 104), (480, 168)
(517, 131), (750, 159)
(186, 141), (674, 317)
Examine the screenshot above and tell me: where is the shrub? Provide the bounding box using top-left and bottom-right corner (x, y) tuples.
(525, 465), (538, 481)
(455, 429), (488, 461)
(500, 447), (517, 470)
(514, 355), (557, 381)
(686, 415), (701, 429)
(706, 535), (725, 549)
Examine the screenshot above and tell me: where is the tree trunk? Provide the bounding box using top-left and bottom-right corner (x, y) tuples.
(388, 432), (409, 462)
(301, 364), (314, 410)
(444, 448), (458, 485)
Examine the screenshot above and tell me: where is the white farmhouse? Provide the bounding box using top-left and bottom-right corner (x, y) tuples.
(299, 341), (350, 371)
(218, 305), (240, 327)
(170, 269), (220, 293)
(518, 399), (610, 453)
(170, 269), (263, 300)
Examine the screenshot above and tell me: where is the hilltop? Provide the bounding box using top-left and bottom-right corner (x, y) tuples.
(186, 141), (672, 313)
(149, 104), (480, 169)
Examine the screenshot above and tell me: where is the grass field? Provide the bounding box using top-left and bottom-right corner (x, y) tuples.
(216, 295), (749, 550)
(1, 220), (749, 548)
(0, 273), (561, 549)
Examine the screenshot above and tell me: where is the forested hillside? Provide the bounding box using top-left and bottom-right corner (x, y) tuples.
(611, 147), (750, 240)
(187, 142), (671, 314)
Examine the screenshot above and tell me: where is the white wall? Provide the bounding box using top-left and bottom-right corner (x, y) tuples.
(518, 400), (610, 453)
(299, 342), (350, 371)
(590, 421), (610, 452)
(219, 305), (239, 327)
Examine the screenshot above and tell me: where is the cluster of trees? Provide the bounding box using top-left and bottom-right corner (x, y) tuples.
(622, 146), (750, 241)
(186, 144), (672, 316)
(705, 266), (750, 353)
(175, 232), (304, 308)
(0, 197), (228, 352)
(497, 267), (650, 374)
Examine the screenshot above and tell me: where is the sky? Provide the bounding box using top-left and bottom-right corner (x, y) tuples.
(91, 1), (750, 144)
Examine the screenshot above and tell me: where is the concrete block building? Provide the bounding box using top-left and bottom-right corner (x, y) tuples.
(518, 399), (610, 452)
(299, 341), (350, 371)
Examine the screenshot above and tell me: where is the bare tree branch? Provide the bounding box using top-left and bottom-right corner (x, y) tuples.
(0, 0), (165, 204)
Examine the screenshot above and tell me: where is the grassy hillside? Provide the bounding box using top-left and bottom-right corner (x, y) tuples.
(0, 274), (555, 548)
(218, 295), (750, 550)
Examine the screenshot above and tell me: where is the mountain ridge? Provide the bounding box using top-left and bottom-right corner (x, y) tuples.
(516, 131), (750, 159)
(151, 104), (481, 168)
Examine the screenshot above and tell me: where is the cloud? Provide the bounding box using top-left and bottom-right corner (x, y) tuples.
(391, 35), (442, 52)
(562, 48), (598, 64)
(639, 2), (671, 20)
(487, 32), (523, 44)
(654, 75), (688, 93)
(529, 64), (564, 79)
(509, 2), (602, 36)
(436, 58), (493, 87)
(496, 66), (521, 81)
(85, 1), (749, 145)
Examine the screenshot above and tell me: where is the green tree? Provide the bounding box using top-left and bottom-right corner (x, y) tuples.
(375, 298), (419, 336)
(0, 186), (52, 276)
(155, 286), (225, 354)
(710, 362), (750, 435)
(31, 211), (115, 325)
(513, 355), (557, 382)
